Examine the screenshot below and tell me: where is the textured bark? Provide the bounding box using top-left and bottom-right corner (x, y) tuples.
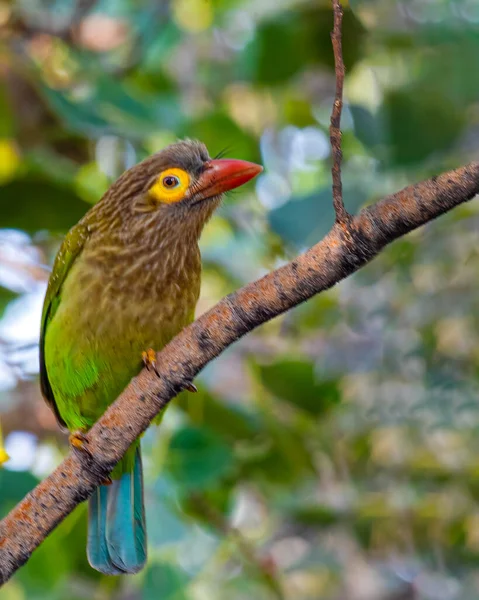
(0, 162), (479, 583)
(329, 0), (349, 224)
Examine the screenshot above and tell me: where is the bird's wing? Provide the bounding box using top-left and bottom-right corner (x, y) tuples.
(39, 222), (90, 428)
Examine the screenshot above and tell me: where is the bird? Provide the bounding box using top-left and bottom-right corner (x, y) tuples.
(39, 139), (262, 575)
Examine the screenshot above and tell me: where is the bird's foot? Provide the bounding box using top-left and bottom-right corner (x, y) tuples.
(101, 475), (113, 486)
(142, 348), (160, 376)
(69, 429), (91, 456)
(142, 348), (197, 392)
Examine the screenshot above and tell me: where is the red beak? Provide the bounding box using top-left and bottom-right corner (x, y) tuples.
(195, 158), (263, 200)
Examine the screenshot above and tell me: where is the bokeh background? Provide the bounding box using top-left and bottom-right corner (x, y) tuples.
(2, 0), (479, 598)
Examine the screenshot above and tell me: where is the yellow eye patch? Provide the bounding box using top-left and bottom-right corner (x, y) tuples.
(149, 168), (190, 204)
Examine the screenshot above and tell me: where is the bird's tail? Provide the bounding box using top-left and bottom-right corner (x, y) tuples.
(87, 445), (147, 575)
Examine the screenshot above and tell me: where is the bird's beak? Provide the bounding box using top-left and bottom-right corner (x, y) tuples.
(194, 158), (263, 201)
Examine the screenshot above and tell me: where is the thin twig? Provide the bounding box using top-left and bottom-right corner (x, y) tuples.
(1, 161), (479, 584)
(329, 0), (349, 224)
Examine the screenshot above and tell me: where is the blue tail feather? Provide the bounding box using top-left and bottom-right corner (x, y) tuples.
(87, 446), (147, 575)
(87, 486), (124, 575)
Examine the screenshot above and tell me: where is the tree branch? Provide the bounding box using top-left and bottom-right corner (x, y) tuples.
(1, 162), (479, 583)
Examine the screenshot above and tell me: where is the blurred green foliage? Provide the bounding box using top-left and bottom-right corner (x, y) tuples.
(2, 0), (479, 599)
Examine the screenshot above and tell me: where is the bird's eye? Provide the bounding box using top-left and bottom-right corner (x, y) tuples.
(163, 175), (180, 189)
(149, 167), (190, 204)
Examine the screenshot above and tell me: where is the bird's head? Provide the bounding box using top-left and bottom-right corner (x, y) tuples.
(102, 139), (263, 238)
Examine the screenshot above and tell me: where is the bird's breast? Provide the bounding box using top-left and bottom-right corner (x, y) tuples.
(63, 236), (201, 349)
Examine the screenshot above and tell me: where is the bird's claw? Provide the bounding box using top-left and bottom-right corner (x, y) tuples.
(142, 348), (160, 377)
(142, 349), (197, 392)
(183, 382), (198, 393)
(69, 429), (91, 457)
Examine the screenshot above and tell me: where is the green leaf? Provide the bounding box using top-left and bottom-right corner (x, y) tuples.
(350, 104), (385, 151)
(167, 426), (235, 490)
(240, 7), (365, 84)
(269, 187), (367, 248)
(143, 562), (190, 600)
(246, 426), (315, 483)
(243, 18), (306, 85)
(258, 360), (341, 416)
(175, 388), (259, 442)
(42, 77), (182, 139)
(0, 287), (17, 319)
(223, 575), (275, 600)
(283, 95), (317, 128)
(291, 504), (340, 527)
(269, 189), (334, 248)
(0, 470), (39, 511)
(382, 88), (464, 166)
(420, 29), (479, 105)
(0, 177), (88, 233)
(0, 84), (14, 138)
(41, 86), (112, 136)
